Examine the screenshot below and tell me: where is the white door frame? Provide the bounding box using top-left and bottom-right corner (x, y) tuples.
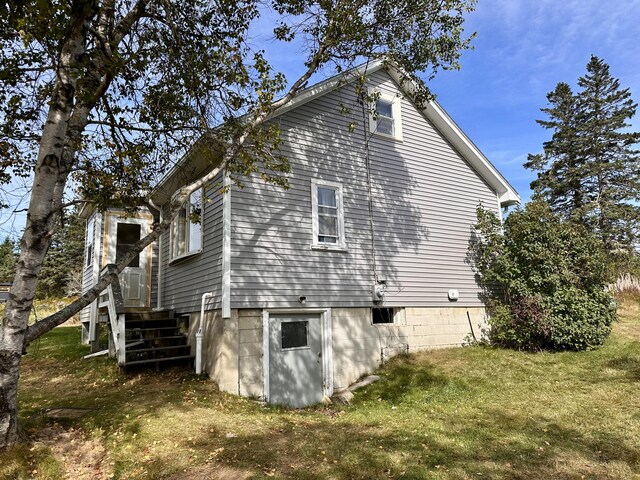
(103, 211), (153, 307)
(262, 308), (333, 403)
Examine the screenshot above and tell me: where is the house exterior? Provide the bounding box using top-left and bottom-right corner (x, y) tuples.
(81, 61), (519, 407)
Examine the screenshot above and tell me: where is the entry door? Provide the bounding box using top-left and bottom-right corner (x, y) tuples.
(106, 215), (150, 307)
(268, 313), (324, 408)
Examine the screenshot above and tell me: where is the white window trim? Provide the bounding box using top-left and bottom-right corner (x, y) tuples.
(169, 188), (204, 263)
(310, 180), (347, 251)
(369, 89), (403, 141)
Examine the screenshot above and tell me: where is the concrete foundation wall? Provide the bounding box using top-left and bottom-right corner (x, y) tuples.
(331, 306), (487, 390)
(237, 309), (264, 398)
(193, 306), (487, 400)
(188, 309), (238, 393)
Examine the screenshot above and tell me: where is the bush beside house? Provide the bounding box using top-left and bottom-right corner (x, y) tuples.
(470, 200), (616, 351)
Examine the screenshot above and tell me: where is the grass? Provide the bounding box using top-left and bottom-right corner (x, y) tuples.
(1, 302), (639, 479)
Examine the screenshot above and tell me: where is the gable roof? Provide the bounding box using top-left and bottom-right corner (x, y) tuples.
(152, 60), (520, 207)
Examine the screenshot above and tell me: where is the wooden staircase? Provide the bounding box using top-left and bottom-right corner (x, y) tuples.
(94, 265), (195, 372)
(121, 309), (194, 371)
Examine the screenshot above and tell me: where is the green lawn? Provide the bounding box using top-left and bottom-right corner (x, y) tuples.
(1, 303), (639, 479)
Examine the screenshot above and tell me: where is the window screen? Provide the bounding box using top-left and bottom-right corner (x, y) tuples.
(281, 321), (309, 349)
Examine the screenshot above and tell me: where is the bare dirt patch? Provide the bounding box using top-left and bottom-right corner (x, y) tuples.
(34, 424), (112, 480)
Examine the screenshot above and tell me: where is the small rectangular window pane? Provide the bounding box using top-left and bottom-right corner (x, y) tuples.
(116, 223), (141, 268)
(372, 307), (394, 324)
(377, 117), (394, 136)
(377, 99), (393, 118)
(189, 220), (201, 251)
(282, 321), (308, 349)
(173, 208), (187, 257)
(318, 215), (337, 236)
(318, 235), (337, 243)
(85, 218), (95, 267)
(317, 187), (336, 207)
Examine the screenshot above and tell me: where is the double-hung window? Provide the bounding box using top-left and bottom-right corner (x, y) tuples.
(171, 189), (203, 260)
(311, 180), (346, 249)
(369, 91), (402, 141)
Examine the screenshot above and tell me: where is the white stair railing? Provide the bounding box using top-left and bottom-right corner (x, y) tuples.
(97, 264), (127, 366)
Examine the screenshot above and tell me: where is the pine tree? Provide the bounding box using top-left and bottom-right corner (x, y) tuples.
(36, 211), (85, 298)
(525, 82), (586, 220)
(0, 238), (17, 282)
(576, 56), (640, 252)
(526, 56), (640, 258)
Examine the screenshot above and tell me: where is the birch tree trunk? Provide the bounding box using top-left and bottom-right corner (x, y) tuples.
(0, 17), (87, 448)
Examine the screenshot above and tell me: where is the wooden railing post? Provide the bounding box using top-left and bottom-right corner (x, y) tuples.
(98, 264), (127, 366)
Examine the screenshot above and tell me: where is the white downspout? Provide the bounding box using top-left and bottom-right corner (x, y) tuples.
(196, 292), (213, 375)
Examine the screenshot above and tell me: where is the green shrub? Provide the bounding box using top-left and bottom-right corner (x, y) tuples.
(470, 200), (616, 351)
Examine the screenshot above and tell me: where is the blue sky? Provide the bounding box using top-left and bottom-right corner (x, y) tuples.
(2, 1), (640, 239)
(426, 0), (640, 202)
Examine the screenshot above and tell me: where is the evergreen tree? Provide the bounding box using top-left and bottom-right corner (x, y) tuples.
(526, 56), (640, 259)
(525, 82), (586, 220)
(577, 56), (640, 252)
(36, 211), (85, 298)
(0, 238), (17, 282)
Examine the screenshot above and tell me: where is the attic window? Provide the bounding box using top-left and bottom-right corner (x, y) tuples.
(370, 91), (402, 141)
(171, 189), (203, 260)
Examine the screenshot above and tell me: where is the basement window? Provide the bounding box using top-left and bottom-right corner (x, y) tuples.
(372, 307), (405, 325)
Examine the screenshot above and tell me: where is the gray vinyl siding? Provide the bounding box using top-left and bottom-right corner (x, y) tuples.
(230, 69), (498, 309)
(160, 172), (224, 313)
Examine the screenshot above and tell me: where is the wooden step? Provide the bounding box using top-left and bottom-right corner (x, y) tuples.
(125, 310), (176, 321)
(134, 335), (188, 342)
(125, 355), (195, 367)
(126, 345), (192, 355)
(125, 318), (178, 329)
(125, 326), (181, 334)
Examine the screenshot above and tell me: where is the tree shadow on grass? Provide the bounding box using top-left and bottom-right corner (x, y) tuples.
(606, 356), (640, 381)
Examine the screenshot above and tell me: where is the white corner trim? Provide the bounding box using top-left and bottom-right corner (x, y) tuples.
(222, 173), (231, 319)
(89, 212), (102, 342)
(157, 209), (163, 309)
(322, 308), (334, 399)
(262, 309), (270, 402)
